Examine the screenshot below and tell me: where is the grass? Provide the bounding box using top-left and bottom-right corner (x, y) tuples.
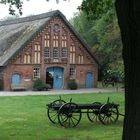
(0, 92), (124, 140)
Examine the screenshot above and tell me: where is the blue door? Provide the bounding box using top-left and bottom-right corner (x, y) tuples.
(11, 74), (20, 85)
(53, 67), (64, 89)
(47, 67), (64, 89)
(85, 72), (94, 88)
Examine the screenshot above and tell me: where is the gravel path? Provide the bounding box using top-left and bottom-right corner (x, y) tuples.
(0, 88), (124, 96)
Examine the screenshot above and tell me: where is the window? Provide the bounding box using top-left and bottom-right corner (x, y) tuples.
(70, 45), (76, 64)
(44, 48), (50, 58)
(62, 35), (67, 47)
(53, 48), (59, 58)
(53, 24), (60, 32)
(33, 68), (40, 79)
(69, 67), (76, 77)
(24, 53), (31, 64)
(45, 34), (50, 47)
(62, 48), (67, 58)
(53, 35), (59, 47)
(34, 43), (41, 64)
(78, 55), (84, 64)
(70, 45), (75, 52)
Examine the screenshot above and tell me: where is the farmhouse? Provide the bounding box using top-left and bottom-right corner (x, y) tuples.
(0, 10), (98, 91)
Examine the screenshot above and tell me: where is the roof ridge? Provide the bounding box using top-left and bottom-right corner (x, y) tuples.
(0, 10), (63, 26)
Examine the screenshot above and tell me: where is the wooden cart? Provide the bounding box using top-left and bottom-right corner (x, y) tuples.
(47, 97), (122, 128)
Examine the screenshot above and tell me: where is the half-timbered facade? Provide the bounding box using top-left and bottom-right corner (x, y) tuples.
(0, 10), (98, 90)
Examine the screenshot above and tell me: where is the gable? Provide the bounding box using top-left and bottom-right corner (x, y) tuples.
(0, 10), (98, 66)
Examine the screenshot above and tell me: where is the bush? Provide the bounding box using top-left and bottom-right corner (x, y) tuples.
(67, 79), (78, 90)
(33, 79), (47, 91)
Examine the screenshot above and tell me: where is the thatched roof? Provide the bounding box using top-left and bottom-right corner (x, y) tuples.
(0, 10), (98, 66)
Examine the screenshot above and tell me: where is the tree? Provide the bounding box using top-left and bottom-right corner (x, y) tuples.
(115, 0), (140, 139)
(0, 0), (23, 15)
(70, 12), (96, 46)
(70, 4), (123, 81)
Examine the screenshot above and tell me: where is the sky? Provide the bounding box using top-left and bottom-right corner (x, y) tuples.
(0, 0), (83, 20)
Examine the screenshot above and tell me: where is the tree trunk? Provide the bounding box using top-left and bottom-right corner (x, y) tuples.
(115, 0), (140, 139)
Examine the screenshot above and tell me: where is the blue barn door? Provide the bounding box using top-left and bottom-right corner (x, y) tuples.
(85, 72), (94, 88)
(11, 73), (20, 85)
(47, 67), (64, 89)
(53, 67), (64, 89)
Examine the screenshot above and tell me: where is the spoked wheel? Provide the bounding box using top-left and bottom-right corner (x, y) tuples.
(98, 103), (119, 125)
(47, 99), (66, 124)
(87, 102), (101, 123)
(58, 102), (82, 128)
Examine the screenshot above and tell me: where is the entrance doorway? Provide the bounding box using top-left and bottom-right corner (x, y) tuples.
(85, 72), (94, 88)
(46, 67), (64, 89)
(46, 71), (53, 88)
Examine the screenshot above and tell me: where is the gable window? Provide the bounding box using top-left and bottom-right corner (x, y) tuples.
(44, 47), (50, 58)
(45, 34), (50, 47)
(53, 34), (59, 47)
(33, 67), (40, 79)
(53, 48), (59, 58)
(53, 24), (60, 32)
(34, 43), (41, 64)
(78, 55), (84, 64)
(69, 67), (76, 78)
(62, 48), (67, 58)
(62, 35), (67, 47)
(70, 45), (76, 64)
(53, 48), (59, 62)
(24, 52), (31, 64)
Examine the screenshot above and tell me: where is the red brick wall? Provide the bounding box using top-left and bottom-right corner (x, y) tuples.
(76, 64), (98, 88)
(3, 64), (33, 90)
(3, 16), (98, 90)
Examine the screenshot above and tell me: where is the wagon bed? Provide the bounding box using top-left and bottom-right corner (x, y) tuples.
(48, 103), (119, 110)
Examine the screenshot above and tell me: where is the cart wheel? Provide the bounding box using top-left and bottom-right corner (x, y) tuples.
(47, 99), (66, 124)
(87, 102), (101, 123)
(58, 102), (82, 128)
(98, 103), (119, 125)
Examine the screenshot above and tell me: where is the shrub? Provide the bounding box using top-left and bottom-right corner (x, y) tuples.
(67, 79), (78, 90)
(33, 79), (47, 91)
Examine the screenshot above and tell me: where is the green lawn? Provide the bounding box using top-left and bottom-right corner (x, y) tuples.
(0, 92), (124, 140)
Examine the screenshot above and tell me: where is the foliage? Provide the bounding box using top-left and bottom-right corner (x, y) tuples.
(92, 14), (123, 79)
(33, 78), (47, 91)
(0, 0), (24, 15)
(70, 4), (124, 80)
(78, 0), (124, 81)
(80, 0), (115, 20)
(102, 69), (124, 82)
(0, 0), (68, 16)
(67, 79), (78, 90)
(70, 12), (96, 47)
(77, 0), (124, 78)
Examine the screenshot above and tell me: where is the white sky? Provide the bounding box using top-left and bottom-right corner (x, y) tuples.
(0, 0), (82, 20)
